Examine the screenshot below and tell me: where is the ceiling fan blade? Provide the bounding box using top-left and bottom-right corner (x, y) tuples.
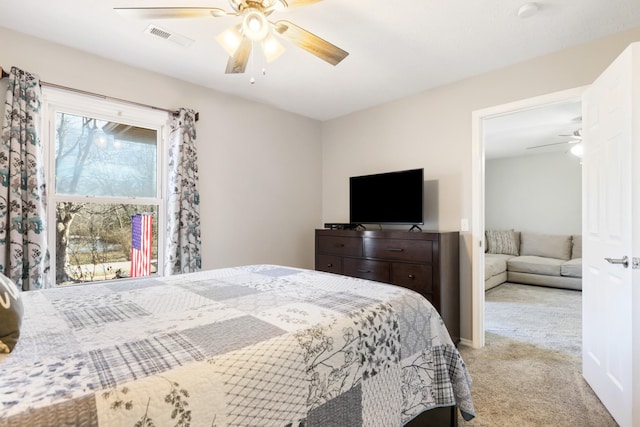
(526, 140), (578, 150)
(114, 7), (232, 19)
(225, 36), (252, 74)
(558, 129), (582, 139)
(558, 134), (582, 140)
(273, 20), (348, 66)
(281, 0), (324, 8)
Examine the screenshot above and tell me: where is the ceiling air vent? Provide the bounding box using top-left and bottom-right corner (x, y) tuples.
(144, 24), (194, 47)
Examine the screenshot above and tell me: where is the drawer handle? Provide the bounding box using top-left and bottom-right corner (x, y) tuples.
(327, 263), (333, 268)
(334, 243), (345, 248)
(408, 274), (415, 279)
(388, 248), (404, 252)
(357, 269), (371, 273)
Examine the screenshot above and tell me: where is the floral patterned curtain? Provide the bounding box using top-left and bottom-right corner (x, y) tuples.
(0, 67), (49, 290)
(165, 108), (201, 275)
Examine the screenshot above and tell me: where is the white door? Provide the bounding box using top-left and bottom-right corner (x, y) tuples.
(582, 43), (638, 427)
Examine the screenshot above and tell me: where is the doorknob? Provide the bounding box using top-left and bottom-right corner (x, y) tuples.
(605, 256), (629, 268)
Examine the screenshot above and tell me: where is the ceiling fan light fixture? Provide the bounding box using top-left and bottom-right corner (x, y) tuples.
(242, 9), (269, 41)
(570, 143), (584, 157)
(117, 2), (348, 75)
(93, 123), (108, 147)
(216, 26), (243, 57)
(517, 2), (538, 19)
(273, 0), (287, 11)
(262, 34), (285, 62)
(228, 0), (243, 11)
(209, 8), (230, 18)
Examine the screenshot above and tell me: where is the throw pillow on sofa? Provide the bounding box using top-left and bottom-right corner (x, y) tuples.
(0, 274), (23, 353)
(486, 230), (519, 256)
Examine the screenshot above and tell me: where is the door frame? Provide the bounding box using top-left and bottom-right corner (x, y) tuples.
(469, 85), (588, 348)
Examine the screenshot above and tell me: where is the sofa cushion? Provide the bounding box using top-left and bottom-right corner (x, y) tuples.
(520, 232), (572, 261)
(561, 258), (582, 278)
(486, 230), (519, 256)
(571, 235), (582, 259)
(507, 256), (565, 276)
(485, 253), (515, 278)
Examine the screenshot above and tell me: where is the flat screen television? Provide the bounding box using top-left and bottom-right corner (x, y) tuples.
(349, 168), (424, 225)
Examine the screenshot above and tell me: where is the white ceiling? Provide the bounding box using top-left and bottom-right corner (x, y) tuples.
(1, 0), (640, 122)
(484, 100), (583, 159)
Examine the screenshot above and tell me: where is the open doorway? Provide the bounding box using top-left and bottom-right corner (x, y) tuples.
(484, 100), (583, 230)
(470, 86), (587, 348)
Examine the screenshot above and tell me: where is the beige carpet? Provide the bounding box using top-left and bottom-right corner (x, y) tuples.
(457, 283), (618, 427)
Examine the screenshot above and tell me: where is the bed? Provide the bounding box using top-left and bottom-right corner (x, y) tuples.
(0, 264), (475, 426)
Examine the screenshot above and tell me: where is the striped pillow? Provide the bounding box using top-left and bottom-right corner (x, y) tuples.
(486, 230), (519, 256)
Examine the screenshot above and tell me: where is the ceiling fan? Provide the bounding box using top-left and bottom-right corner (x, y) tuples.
(526, 129), (582, 150)
(114, 0), (349, 75)
(558, 129), (582, 140)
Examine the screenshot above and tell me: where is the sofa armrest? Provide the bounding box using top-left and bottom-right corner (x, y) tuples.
(561, 258), (582, 278)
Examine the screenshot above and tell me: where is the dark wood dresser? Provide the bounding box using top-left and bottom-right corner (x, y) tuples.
(315, 229), (460, 343)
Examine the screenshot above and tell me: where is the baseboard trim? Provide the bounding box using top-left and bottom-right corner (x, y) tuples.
(459, 338), (473, 348)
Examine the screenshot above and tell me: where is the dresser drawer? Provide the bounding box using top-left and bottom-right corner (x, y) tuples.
(391, 263), (433, 294)
(317, 235), (363, 257)
(315, 229), (460, 344)
(343, 258), (390, 283)
(364, 238), (432, 263)
(316, 255), (343, 274)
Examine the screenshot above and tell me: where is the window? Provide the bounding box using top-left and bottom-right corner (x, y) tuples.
(42, 88), (168, 286)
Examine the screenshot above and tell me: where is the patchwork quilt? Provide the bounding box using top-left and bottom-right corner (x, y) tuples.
(0, 265), (475, 426)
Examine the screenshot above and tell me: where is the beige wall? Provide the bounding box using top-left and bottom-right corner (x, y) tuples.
(321, 27), (640, 341)
(0, 26), (323, 271)
(485, 152), (582, 235)
(6, 24), (640, 342)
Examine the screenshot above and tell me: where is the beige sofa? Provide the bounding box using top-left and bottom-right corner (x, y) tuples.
(484, 231), (582, 291)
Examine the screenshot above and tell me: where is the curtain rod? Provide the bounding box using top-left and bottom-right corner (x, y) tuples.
(0, 66), (199, 122)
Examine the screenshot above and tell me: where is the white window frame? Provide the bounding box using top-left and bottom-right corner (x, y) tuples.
(41, 87), (169, 285)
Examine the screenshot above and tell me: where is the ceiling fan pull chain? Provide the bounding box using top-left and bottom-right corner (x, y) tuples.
(250, 41), (256, 84)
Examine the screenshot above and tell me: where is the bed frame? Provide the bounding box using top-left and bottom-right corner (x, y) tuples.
(407, 405), (458, 427)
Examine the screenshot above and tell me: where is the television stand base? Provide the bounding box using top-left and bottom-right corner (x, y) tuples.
(409, 224), (422, 232)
